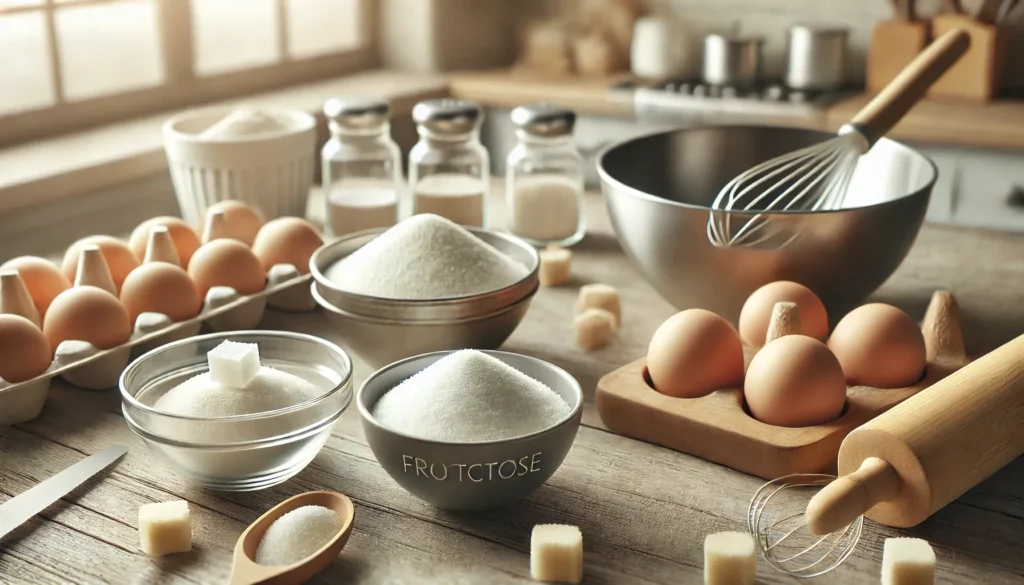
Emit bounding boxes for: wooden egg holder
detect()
[596,291,969,480]
[0,228,317,427]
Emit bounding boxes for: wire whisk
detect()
[708,28,971,249]
[747,474,863,579]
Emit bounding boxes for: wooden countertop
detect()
[450,69,1024,151]
[2,182,1024,583]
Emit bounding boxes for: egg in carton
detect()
[0,215,322,425]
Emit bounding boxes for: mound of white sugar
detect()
[324,214,528,299]
[255,505,342,566]
[154,367,319,417]
[372,350,570,442]
[200,108,290,139]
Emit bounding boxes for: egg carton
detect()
[0,264,315,426]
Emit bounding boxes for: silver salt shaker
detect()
[322,98,403,236]
[409,99,490,227]
[506,103,585,247]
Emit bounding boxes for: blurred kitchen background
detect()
[1,0,1023,254]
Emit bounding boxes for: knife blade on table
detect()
[0,445,128,539]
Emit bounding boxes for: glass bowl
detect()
[120,331,352,491]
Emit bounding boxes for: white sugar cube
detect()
[139,500,191,557]
[531,524,583,583]
[574,308,615,350]
[208,341,260,388]
[704,532,755,585]
[539,247,572,287]
[882,538,935,585]
[577,283,620,328]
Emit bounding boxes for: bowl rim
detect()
[118,330,353,422]
[310,282,539,324]
[309,225,540,305]
[596,124,938,215]
[357,349,584,446]
[162,105,317,143]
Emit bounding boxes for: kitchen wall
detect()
[496,0,1024,90]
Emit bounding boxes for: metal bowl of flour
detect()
[357,350,583,511]
[310,226,539,321]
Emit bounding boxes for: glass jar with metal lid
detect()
[505,103,585,247]
[321,97,403,237]
[408,99,489,227]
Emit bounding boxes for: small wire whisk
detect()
[747,474,863,579]
[708,28,971,249]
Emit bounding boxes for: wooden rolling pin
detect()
[807,331,1024,534]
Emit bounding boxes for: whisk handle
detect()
[847,28,970,147]
[805,457,899,536]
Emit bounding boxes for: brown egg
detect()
[251,217,323,274]
[128,217,201,266]
[740,281,829,346]
[647,309,745,398]
[0,256,70,316]
[828,303,927,388]
[61,236,139,292]
[187,239,266,299]
[744,335,846,427]
[120,263,202,325]
[43,286,132,354]
[0,314,51,383]
[202,200,264,246]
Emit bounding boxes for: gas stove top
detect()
[617,78,857,123]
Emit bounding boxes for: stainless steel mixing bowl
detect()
[597,125,937,323]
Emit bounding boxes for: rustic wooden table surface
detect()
[2,187,1024,584]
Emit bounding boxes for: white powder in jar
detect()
[510,175,582,242]
[372,350,571,442]
[413,173,486,227]
[255,505,342,566]
[324,214,527,299]
[327,177,399,236]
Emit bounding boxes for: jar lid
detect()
[324,98,390,132]
[412,99,482,135]
[511,103,576,137]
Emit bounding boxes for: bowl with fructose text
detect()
[357,350,583,511]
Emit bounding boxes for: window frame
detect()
[0,0,379,147]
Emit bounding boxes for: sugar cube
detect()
[531,524,583,583]
[139,500,192,557]
[882,537,935,585]
[704,531,756,585]
[577,284,620,328]
[539,247,572,287]
[208,340,260,388]
[574,308,615,350]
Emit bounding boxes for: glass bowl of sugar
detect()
[120,331,352,491]
[357,349,583,510]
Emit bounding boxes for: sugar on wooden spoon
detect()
[229,491,354,585]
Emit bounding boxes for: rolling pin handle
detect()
[806,457,900,535]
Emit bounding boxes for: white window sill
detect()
[0,70,448,216]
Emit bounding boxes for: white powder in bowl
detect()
[255,505,342,566]
[324,214,528,299]
[199,108,290,139]
[372,350,571,442]
[154,366,319,418]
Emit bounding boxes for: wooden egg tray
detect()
[596,291,969,480]
[0,266,315,427]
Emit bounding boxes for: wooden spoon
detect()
[229,491,355,585]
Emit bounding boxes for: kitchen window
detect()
[0,0,377,147]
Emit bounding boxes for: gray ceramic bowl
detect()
[310,226,539,321]
[357,350,583,510]
[598,125,936,324]
[311,284,537,368]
